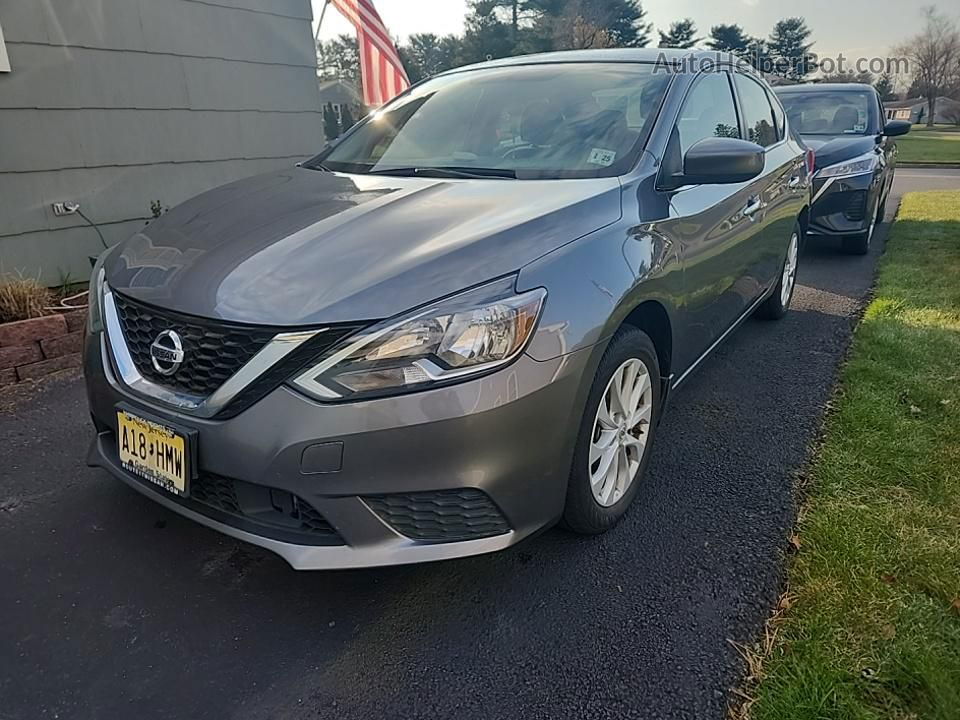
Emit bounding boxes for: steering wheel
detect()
[500,144,538,160]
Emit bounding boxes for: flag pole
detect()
[314,0,331,44]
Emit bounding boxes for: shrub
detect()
[0,273,54,324]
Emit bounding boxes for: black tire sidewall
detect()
[563,328,661,534]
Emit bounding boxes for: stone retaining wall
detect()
[0,312,85,387]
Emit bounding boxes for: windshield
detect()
[777,91,872,136]
[313,63,671,179]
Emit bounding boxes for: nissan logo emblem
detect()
[150,330,185,376]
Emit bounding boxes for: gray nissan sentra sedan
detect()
[84,49,811,569]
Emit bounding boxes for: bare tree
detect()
[896,6,960,127]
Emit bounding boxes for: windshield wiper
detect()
[367,166,517,179]
[300,160,332,172]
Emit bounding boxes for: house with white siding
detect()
[0,0,325,285]
[884,96,960,125]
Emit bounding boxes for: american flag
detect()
[329,0,410,107]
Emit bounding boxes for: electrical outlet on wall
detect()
[52,202,80,217]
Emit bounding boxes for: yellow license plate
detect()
[117,410,189,496]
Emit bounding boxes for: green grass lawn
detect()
[750,191,960,720]
[896,126,960,164]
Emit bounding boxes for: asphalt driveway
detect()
[2,169,956,720]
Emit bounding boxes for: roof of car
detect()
[447,47,749,73]
[775,83,876,94]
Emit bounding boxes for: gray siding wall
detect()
[0,0,323,284]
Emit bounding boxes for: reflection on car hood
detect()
[105,168,622,325]
[799,134,878,171]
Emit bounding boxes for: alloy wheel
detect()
[589,358,653,507]
[780,232,799,307]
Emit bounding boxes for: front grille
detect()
[365,489,510,542]
[112,293,365,417]
[114,293,276,397]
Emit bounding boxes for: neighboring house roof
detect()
[317,79,361,106]
[884,97,921,109]
[884,96,960,110]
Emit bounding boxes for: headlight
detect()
[291,278,546,401]
[87,252,110,334]
[817,152,879,178]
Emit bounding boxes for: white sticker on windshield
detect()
[853,123,866,133]
[588,148,617,166]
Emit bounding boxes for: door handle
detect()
[743,196,763,218]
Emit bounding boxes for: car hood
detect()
[799,134,878,171]
[105,168,622,325]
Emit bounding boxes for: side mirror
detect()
[883,120,911,137]
[670,137,765,187]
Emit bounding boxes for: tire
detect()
[562,327,661,535]
[756,222,801,321]
[876,189,888,224]
[841,198,879,255]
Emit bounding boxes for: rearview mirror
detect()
[673,137,765,187]
[883,120,911,137]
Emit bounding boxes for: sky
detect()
[311,0,949,72]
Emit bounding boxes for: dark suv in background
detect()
[776,83,910,254]
[85,49,811,569]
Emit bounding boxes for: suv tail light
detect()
[805,148,816,176]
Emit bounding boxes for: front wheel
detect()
[756,223,800,321]
[562,328,661,535]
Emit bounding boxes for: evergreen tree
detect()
[707,24,753,57]
[536,0,653,50]
[743,38,770,72]
[400,33,461,82]
[317,34,360,83]
[767,17,818,81]
[906,75,923,99]
[658,18,699,49]
[460,1,516,63]
[874,72,896,101]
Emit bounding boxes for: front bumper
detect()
[808,170,880,236]
[84,331,595,569]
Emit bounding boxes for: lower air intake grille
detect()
[843,191,868,221]
[364,489,510,542]
[189,473,342,544]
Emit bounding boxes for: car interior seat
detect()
[831,105,860,133]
